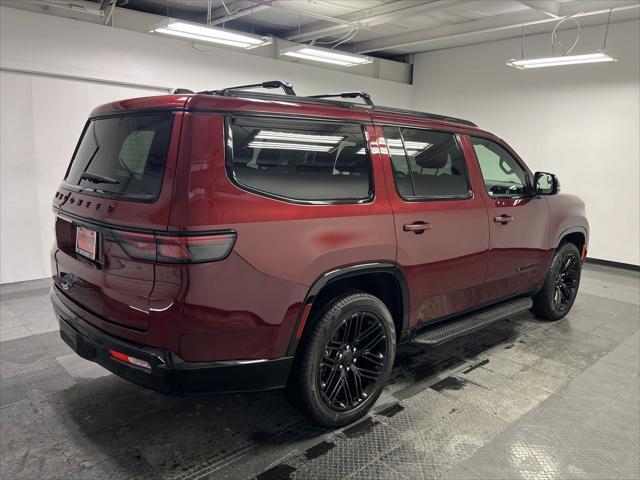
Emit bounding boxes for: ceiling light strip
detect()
[281,45,372,67]
[507,51,617,69]
[152,20,272,50]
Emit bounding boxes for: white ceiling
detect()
[4,0,640,59]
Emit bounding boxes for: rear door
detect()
[374,123,490,326]
[52,112,181,331]
[466,135,550,297]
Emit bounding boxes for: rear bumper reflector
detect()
[109,348,152,370]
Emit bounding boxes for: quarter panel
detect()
[169,115,397,285]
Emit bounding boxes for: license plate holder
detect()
[75,226,97,260]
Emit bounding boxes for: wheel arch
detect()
[286,263,409,357]
[556,226,587,255]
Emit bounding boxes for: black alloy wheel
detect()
[318,311,389,412]
[553,251,580,311]
[291,292,396,427]
[532,242,582,320]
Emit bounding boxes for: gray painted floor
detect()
[0,264,638,480]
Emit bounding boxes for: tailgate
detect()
[52,111,181,331]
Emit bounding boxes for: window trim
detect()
[224,115,375,206]
[62,112,175,204]
[380,124,473,203]
[469,135,535,200]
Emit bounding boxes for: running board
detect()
[412,297,533,346]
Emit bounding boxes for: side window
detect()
[471,137,531,198]
[382,127,413,198]
[228,117,372,202]
[383,126,470,199]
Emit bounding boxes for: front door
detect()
[375,124,490,327]
[466,135,551,298]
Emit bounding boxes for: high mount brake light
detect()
[115,231,236,263]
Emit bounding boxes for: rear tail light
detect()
[115,231,236,264]
[108,349,151,370]
[114,231,157,261]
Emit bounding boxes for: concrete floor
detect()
[0,264,638,480]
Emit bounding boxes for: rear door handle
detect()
[403,222,431,234]
[494,215,514,224]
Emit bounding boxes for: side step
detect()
[412,297,533,346]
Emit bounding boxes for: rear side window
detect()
[65,114,173,201]
[227,116,372,202]
[383,126,469,199]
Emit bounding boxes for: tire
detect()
[292,292,396,428]
[532,242,582,320]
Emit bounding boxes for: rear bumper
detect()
[50,286,293,394]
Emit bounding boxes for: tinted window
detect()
[66,114,172,200]
[383,127,469,199]
[471,137,530,197]
[228,117,371,202]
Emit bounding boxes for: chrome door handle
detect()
[494,215,514,224]
[403,222,431,234]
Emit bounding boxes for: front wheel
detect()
[293,292,396,428]
[532,242,582,320]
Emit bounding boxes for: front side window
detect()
[383,126,470,200]
[228,117,372,202]
[66,114,173,201]
[471,137,531,198]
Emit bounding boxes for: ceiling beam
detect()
[208,3,271,26]
[265,1,388,36]
[355,2,640,54]
[518,1,561,19]
[284,0,463,43]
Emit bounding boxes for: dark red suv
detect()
[50,81,588,427]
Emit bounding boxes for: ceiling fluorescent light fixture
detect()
[281,45,372,67]
[507,51,617,69]
[151,20,272,49]
[31,0,105,16]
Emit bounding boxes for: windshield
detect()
[65,114,173,200]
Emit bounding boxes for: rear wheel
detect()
[532,242,582,320]
[293,292,396,428]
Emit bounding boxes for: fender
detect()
[285,262,409,356]
[555,225,588,248]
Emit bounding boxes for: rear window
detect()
[227,116,372,203]
[65,114,173,201]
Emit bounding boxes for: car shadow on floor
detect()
[50,317,525,478]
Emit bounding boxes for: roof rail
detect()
[372,105,478,127]
[192,80,477,127]
[307,91,374,106]
[202,80,296,97]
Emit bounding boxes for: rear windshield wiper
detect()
[80,172,119,184]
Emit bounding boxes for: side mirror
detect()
[534,171,560,195]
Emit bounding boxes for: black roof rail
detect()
[307,91,374,106]
[372,105,478,127]
[202,80,296,96]
[172,88,195,94]
[190,80,477,127]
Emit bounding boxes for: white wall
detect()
[0,6,413,284]
[412,20,640,266]
[2,7,638,284]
